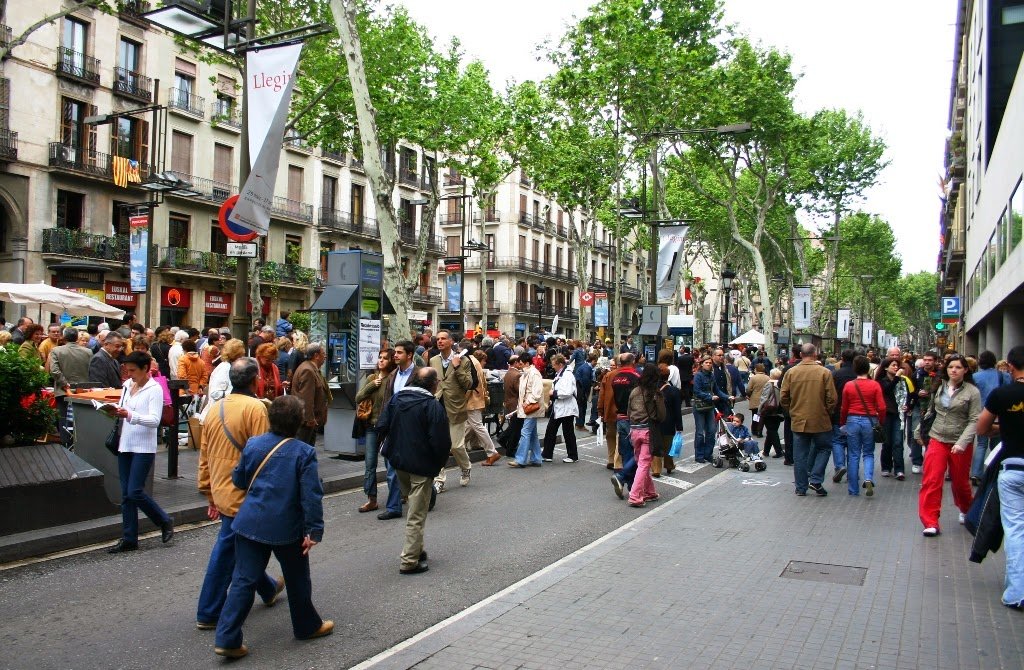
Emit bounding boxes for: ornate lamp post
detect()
[719,266,736,345]
[536,282,547,335]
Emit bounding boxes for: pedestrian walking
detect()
[759,369,785,458]
[652,364,683,477]
[971,350,1011,484]
[839,355,886,497]
[745,363,770,438]
[875,357,909,480]
[292,343,329,446]
[213,395,331,658]
[830,349,857,482]
[909,350,940,473]
[107,351,174,553]
[428,331,474,491]
[598,358,620,468]
[463,347,502,465]
[542,354,579,463]
[626,364,666,508]
[376,367,452,574]
[510,354,545,468]
[355,349,396,514]
[573,352,594,429]
[780,343,838,497]
[916,354,981,537]
[499,355,525,459]
[975,345,1024,610]
[609,353,642,498]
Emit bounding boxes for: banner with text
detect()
[594,291,609,327]
[129,213,148,293]
[229,44,303,236]
[862,321,873,347]
[792,285,812,330]
[656,224,689,302]
[836,309,851,340]
[444,258,463,313]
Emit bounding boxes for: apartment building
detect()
[939,0,1024,355]
[0,1,444,329]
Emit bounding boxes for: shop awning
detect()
[667,314,694,335]
[637,321,662,336]
[309,285,357,311]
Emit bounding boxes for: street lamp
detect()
[462,239,490,334]
[536,282,547,335]
[720,266,736,345]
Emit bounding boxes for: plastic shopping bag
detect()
[668,432,683,459]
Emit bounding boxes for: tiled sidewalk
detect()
[356,467,1023,670]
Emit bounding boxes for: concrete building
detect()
[940,0,1024,356]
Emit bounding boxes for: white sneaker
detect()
[562,457,576,463]
[922,527,938,537]
[959,512,966,525]
[459,469,470,487]
[911,465,921,474]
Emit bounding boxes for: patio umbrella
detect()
[0,282,126,319]
[729,328,765,346]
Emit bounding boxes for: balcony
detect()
[164,172,235,203]
[48,142,152,182]
[514,300,556,317]
[439,213,464,226]
[398,227,445,254]
[56,48,101,86]
[398,169,419,188]
[350,155,364,171]
[410,286,442,304]
[258,261,317,287]
[270,196,313,223]
[467,301,502,313]
[0,129,17,161]
[284,134,312,153]
[556,222,569,239]
[157,246,235,277]
[118,0,152,26]
[473,210,502,223]
[169,87,205,118]
[211,105,241,130]
[113,67,152,102]
[594,240,615,257]
[445,173,465,187]
[321,147,346,164]
[421,173,435,191]
[317,207,376,237]
[463,255,573,281]
[42,228,128,263]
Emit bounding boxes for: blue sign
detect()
[128,213,149,293]
[594,292,609,327]
[444,258,462,312]
[941,296,961,316]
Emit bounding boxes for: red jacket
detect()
[840,378,886,426]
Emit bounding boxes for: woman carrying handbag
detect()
[840,356,886,497]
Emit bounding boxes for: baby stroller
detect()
[711,411,766,472]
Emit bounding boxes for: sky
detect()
[402,0,957,276]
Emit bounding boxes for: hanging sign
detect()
[836,309,851,340]
[656,225,689,302]
[862,321,873,347]
[444,258,463,312]
[129,213,149,293]
[594,291,609,327]
[579,290,595,307]
[792,286,812,330]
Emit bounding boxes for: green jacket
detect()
[429,352,473,424]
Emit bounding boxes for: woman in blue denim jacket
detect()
[692,356,731,463]
[214,395,331,659]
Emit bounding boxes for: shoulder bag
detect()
[852,380,885,443]
[220,400,246,452]
[104,388,127,456]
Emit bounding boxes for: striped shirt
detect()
[117,377,164,454]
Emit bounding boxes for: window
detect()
[1003,4,1024,24]
[519,194,527,222]
[213,75,236,121]
[533,200,540,223]
[173,58,197,110]
[544,243,551,266]
[556,247,562,269]
[532,239,539,262]
[168,214,190,249]
[0,78,9,131]
[423,156,435,189]
[115,37,143,97]
[60,97,96,152]
[1011,179,1024,251]
[321,175,338,210]
[111,116,149,164]
[517,281,527,304]
[56,190,84,230]
[400,147,418,184]
[213,143,233,194]
[210,222,227,255]
[519,235,526,258]
[111,201,131,236]
[351,184,364,224]
[998,208,1010,266]
[171,130,192,175]
[287,165,303,202]
[484,279,494,303]
[568,249,574,272]
[285,235,302,265]
[447,236,460,257]
[62,18,87,71]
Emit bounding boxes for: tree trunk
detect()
[330,0,411,339]
[572,211,593,338]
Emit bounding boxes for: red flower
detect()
[19,393,37,410]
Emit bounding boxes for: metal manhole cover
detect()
[780,561,867,586]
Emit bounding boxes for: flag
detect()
[112,156,129,188]
[127,159,141,184]
[793,286,812,329]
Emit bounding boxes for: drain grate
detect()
[780,561,867,586]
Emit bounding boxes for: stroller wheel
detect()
[712,457,723,468]
[740,462,750,472]
[755,461,767,471]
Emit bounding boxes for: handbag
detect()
[356,398,373,422]
[523,401,540,415]
[104,388,126,455]
[852,380,885,443]
[668,432,684,458]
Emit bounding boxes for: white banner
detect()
[230,44,303,236]
[862,321,873,346]
[877,329,887,347]
[656,225,689,302]
[246,43,303,168]
[836,309,851,340]
[793,286,812,330]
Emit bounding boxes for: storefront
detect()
[160,287,191,327]
[203,291,232,330]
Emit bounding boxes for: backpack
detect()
[758,382,781,415]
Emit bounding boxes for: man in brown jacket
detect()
[427,331,474,492]
[197,358,282,629]
[292,343,329,445]
[781,343,838,497]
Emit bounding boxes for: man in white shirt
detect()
[168,329,188,379]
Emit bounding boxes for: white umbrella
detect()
[0,282,126,319]
[729,328,765,346]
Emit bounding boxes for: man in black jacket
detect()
[830,349,857,483]
[676,346,694,407]
[376,367,451,575]
[88,331,124,388]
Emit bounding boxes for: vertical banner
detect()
[129,213,148,293]
[229,44,303,236]
[551,314,559,335]
[594,292,609,327]
[444,258,463,312]
[656,225,689,302]
[836,309,851,340]
[877,329,887,347]
[792,286,812,330]
[862,321,873,346]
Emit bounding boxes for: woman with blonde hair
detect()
[206,338,247,402]
[287,330,309,383]
[0,330,12,347]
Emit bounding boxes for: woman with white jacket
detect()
[541,354,579,463]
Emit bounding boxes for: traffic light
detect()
[935,322,946,331]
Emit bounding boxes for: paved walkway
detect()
[356,466,1023,670]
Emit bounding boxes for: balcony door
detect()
[62,18,87,71]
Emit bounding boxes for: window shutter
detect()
[175,58,197,77]
[86,104,97,166]
[136,119,149,167]
[213,143,233,184]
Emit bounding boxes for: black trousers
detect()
[542,415,578,460]
[680,381,693,407]
[783,415,794,463]
[763,416,784,456]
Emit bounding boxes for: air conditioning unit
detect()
[57,145,77,162]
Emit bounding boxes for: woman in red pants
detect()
[916,354,982,537]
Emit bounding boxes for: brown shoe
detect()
[214,645,248,658]
[303,620,334,640]
[482,453,502,466]
[358,499,378,513]
[264,576,285,606]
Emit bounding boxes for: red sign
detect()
[129,214,148,231]
[218,194,259,242]
[104,281,138,307]
[161,287,191,309]
[204,291,232,315]
[579,290,595,307]
[247,296,272,316]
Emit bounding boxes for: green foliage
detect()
[289,311,311,334]
[0,345,58,444]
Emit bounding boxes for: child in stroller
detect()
[712,411,767,472]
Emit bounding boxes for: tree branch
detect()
[1,0,111,62]
[284,76,344,134]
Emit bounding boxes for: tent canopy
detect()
[729,328,765,346]
[0,282,126,319]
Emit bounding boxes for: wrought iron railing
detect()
[466,301,502,313]
[284,134,311,152]
[258,261,317,286]
[321,147,346,163]
[165,171,235,203]
[439,213,464,226]
[113,67,152,101]
[210,104,241,129]
[270,196,313,222]
[350,155,364,170]
[317,207,375,237]
[157,246,235,276]
[410,286,443,304]
[42,228,128,262]
[514,301,556,317]
[48,142,151,181]
[473,210,501,223]
[56,48,100,85]
[169,87,205,117]
[0,129,17,161]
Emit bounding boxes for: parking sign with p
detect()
[941,296,960,316]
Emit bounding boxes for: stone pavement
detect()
[355,466,1024,670]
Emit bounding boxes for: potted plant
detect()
[0,344,59,445]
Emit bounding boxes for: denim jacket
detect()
[693,369,729,405]
[231,432,324,544]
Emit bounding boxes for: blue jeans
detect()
[383,458,402,514]
[831,425,847,471]
[792,430,832,493]
[588,391,600,425]
[998,465,1024,607]
[514,418,542,465]
[844,417,875,495]
[197,515,280,624]
[972,434,1001,479]
[907,405,923,466]
[692,409,716,462]
[615,418,636,486]
[363,429,379,499]
[117,452,170,543]
[215,535,323,649]
[576,386,591,426]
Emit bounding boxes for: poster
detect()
[862,321,873,347]
[129,213,148,293]
[656,224,689,302]
[792,285,812,330]
[358,318,381,370]
[594,291,608,327]
[836,309,851,340]
[444,258,463,312]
